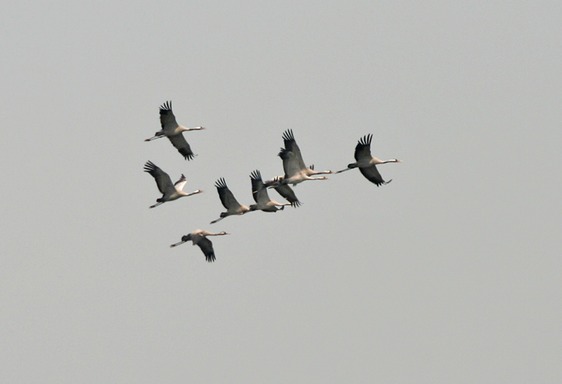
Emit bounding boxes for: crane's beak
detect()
[170,241,186,248]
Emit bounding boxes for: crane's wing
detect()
[159,101,178,131]
[274,184,301,207]
[174,174,187,192]
[215,178,243,210]
[196,236,216,262]
[168,134,195,160]
[282,129,306,169]
[359,164,389,186]
[144,161,174,194]
[250,170,271,204]
[278,147,303,179]
[354,134,373,163]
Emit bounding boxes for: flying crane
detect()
[144,100,205,160]
[170,229,229,262]
[143,161,202,208]
[336,134,400,186]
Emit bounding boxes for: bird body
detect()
[210,178,252,224]
[170,229,229,262]
[249,170,291,212]
[144,160,202,208]
[145,100,205,160]
[336,134,400,186]
[277,129,332,186]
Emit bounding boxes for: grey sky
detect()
[1,1,561,383]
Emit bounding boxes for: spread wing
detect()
[359,165,388,186]
[215,178,243,210]
[281,129,306,170]
[168,134,195,160]
[278,148,302,178]
[159,101,178,131]
[250,170,271,204]
[354,134,373,163]
[274,184,301,207]
[144,161,174,194]
[196,236,216,262]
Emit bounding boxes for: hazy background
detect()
[1,1,560,383]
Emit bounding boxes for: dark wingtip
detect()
[160,100,172,112]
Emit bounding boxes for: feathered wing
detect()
[282,129,306,169]
[359,164,388,186]
[274,184,301,207]
[215,178,243,210]
[196,236,216,262]
[278,148,303,179]
[159,101,178,131]
[143,161,174,194]
[354,134,373,163]
[250,170,271,205]
[168,134,195,160]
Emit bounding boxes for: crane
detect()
[144,100,205,160]
[143,160,202,208]
[249,170,291,212]
[276,129,332,186]
[170,229,229,262]
[210,178,252,224]
[336,134,400,186]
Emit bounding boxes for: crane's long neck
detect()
[372,157,400,165]
[180,125,205,132]
[182,189,203,197]
[207,231,229,236]
[310,169,332,175]
[305,175,329,181]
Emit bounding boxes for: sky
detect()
[1,1,561,383]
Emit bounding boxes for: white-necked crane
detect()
[144,100,205,160]
[276,129,332,186]
[170,229,229,263]
[249,170,291,212]
[144,160,202,208]
[336,134,400,186]
[210,178,252,224]
[263,176,301,207]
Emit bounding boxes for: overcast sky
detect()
[1,1,561,383]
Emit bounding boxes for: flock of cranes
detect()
[144,101,400,262]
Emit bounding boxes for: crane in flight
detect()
[275,129,332,186]
[210,178,253,224]
[144,100,205,160]
[336,134,400,186]
[170,229,229,263]
[143,160,202,208]
[249,170,292,212]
